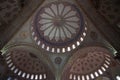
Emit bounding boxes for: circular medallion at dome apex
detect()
[31,1,87,53]
[62,47,112,80]
[5,49,55,80]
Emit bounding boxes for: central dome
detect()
[31,2,87,53]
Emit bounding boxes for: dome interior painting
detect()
[62,47,113,80]
[90,0,120,24]
[0,0,120,80]
[31,1,87,53]
[5,47,55,80]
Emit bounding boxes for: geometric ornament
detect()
[62,47,112,80]
[5,48,55,80]
[31,1,87,53]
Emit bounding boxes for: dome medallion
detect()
[31,2,87,53]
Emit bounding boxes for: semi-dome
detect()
[31,1,87,53]
[5,48,55,80]
[62,47,112,80]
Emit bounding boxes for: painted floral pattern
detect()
[39,3,80,41]
[31,2,87,53]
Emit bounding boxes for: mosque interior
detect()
[0,0,120,80]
